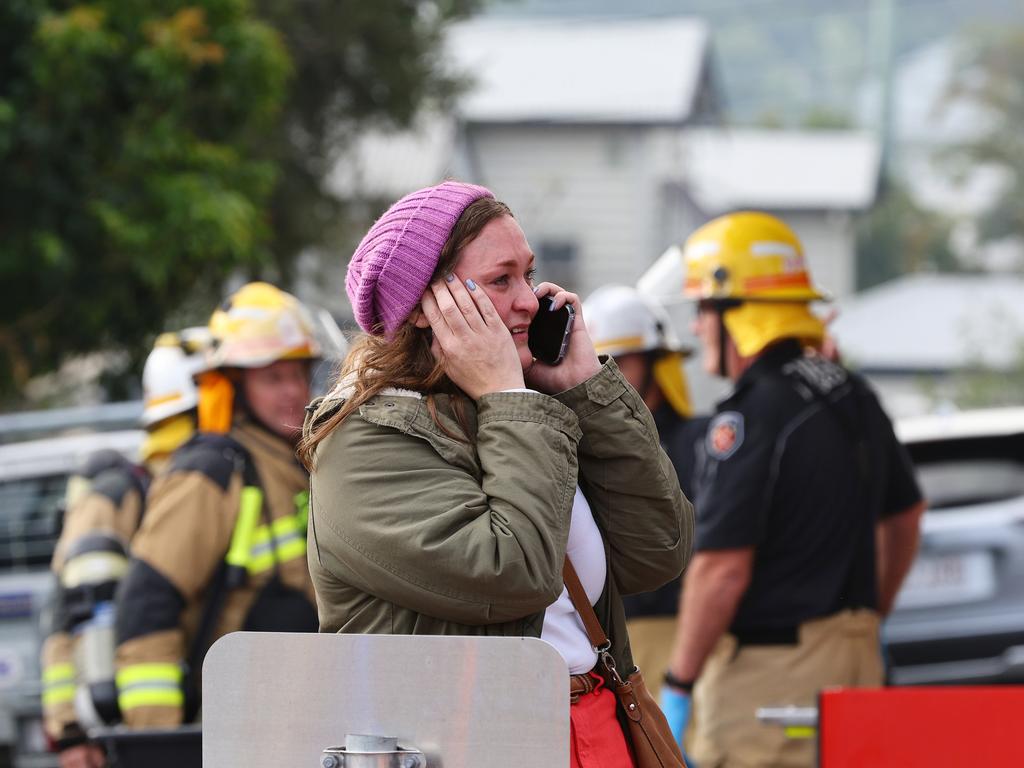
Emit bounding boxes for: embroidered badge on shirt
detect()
[707,411,744,460]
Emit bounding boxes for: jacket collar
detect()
[721,338,803,406]
[233,415,302,468]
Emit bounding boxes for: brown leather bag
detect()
[563,560,687,768]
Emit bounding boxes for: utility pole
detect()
[868,0,897,178]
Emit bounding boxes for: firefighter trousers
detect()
[689,608,883,768]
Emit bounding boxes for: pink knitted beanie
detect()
[346,180,494,336]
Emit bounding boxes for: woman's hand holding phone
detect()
[526,283,601,394]
[419,274,525,399]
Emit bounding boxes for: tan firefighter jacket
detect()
[113,418,315,728]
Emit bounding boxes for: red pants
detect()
[570,672,635,768]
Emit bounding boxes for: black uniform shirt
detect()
[623,404,709,619]
[693,339,922,632]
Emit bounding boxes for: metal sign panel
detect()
[203,633,569,768]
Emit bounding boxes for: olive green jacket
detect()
[303,360,693,675]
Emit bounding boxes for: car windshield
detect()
[908,433,1024,509]
[0,474,66,569]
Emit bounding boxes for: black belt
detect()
[732,626,799,646]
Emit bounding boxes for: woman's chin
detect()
[517,347,534,372]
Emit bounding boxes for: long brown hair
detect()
[297,196,513,470]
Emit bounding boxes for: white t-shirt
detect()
[540,487,607,674]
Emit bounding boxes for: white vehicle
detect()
[0,426,142,767]
[884,407,1024,685]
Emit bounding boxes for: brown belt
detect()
[569,673,597,704]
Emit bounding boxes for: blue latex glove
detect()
[660,684,692,746]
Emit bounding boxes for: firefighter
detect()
[113,282,320,730]
[663,212,926,767]
[40,330,208,768]
[582,285,708,692]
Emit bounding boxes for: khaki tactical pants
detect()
[689,609,883,768]
[625,616,677,704]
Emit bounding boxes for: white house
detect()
[313,16,881,343]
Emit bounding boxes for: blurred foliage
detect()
[799,106,854,130]
[0,0,478,400]
[855,178,961,290]
[948,303,1024,409]
[920,335,1024,412]
[250,0,480,279]
[0,0,288,398]
[942,22,1024,248]
[950,364,1024,410]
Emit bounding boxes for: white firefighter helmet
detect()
[140,328,211,427]
[636,245,686,306]
[583,285,693,418]
[583,285,685,358]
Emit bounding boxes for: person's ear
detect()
[409,307,430,329]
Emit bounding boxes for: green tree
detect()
[943,23,1024,247]
[0,1,480,400]
[0,0,289,396]
[855,178,960,290]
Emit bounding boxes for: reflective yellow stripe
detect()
[275,536,306,563]
[42,662,77,706]
[116,663,184,712]
[246,516,306,575]
[42,684,76,707]
[119,688,185,710]
[116,663,182,687]
[784,726,817,740]
[593,335,646,354]
[226,486,263,569]
[294,490,309,531]
[144,392,183,408]
[42,663,75,685]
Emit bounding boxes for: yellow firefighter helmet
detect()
[682,212,828,358]
[207,282,321,370]
[198,283,321,433]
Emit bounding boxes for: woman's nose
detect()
[514,282,540,316]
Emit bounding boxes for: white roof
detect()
[447,17,709,123]
[684,128,881,211]
[832,273,1024,371]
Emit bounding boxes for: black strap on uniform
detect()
[785,360,871,608]
[705,298,741,378]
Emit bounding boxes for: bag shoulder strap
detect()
[562,558,609,650]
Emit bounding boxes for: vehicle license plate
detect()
[894,551,996,610]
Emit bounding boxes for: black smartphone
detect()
[528,296,575,365]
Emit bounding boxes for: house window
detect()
[536,240,578,289]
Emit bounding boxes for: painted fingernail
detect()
[548,301,556,311]
[466,279,477,291]
[533,286,540,293]
[445,273,454,283]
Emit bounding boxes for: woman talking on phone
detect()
[298,181,693,767]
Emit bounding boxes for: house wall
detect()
[459,123,687,299]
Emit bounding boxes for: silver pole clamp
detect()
[321,734,427,768]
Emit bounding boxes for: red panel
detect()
[819,687,1024,768]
